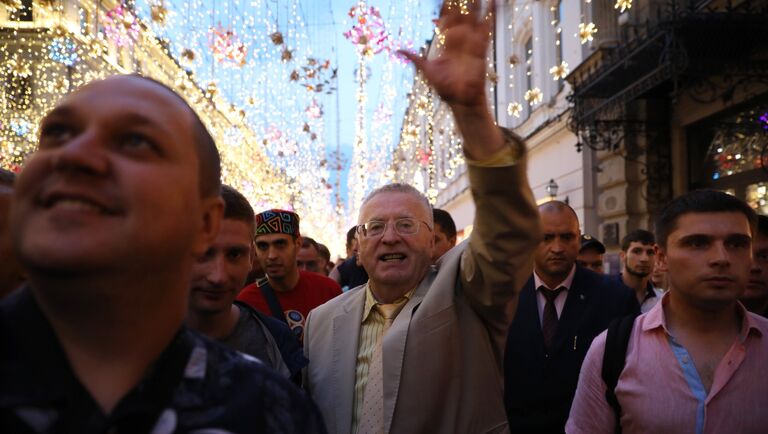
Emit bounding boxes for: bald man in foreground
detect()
[504,201,638,433]
[0,75,325,433]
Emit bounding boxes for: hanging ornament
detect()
[270,31,284,45]
[305,99,323,119]
[281,48,293,62]
[150,1,169,25]
[180,48,197,67]
[487,70,499,84]
[509,55,520,67]
[578,22,598,44]
[614,0,632,12]
[549,61,569,80]
[48,37,79,66]
[415,148,432,167]
[295,58,337,94]
[344,5,390,58]
[507,102,523,118]
[209,25,248,67]
[103,4,140,47]
[524,88,543,105]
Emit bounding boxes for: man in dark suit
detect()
[504,201,639,433]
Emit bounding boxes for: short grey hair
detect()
[359,183,433,225]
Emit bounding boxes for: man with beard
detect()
[613,229,662,313]
[504,201,638,434]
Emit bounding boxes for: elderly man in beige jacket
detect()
[303,1,540,433]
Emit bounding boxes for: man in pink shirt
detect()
[567,189,768,434]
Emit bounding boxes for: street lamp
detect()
[545,178,559,200]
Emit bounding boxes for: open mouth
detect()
[41,191,115,215]
[379,253,406,262]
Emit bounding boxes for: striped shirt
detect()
[351,284,413,433]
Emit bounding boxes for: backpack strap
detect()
[257,277,288,325]
[601,314,637,434]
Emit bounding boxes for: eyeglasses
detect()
[357,218,432,238]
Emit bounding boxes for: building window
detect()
[689,100,768,212]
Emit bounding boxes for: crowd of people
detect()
[1,1,767,433]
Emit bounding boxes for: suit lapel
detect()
[551,268,591,354]
[333,288,365,434]
[381,269,434,434]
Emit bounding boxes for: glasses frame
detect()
[356,217,433,238]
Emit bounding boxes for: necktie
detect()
[541,286,565,352]
[357,302,403,434]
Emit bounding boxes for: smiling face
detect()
[658,212,752,310]
[189,219,253,315]
[357,191,434,296]
[11,76,222,279]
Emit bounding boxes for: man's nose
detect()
[50,128,109,177]
[207,256,227,284]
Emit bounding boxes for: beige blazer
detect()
[304,153,539,434]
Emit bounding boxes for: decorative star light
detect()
[48,38,79,66]
[614,0,632,12]
[507,102,523,118]
[103,4,140,47]
[760,112,768,130]
[524,88,543,105]
[578,22,598,44]
[344,5,390,58]
[180,48,197,67]
[549,61,569,80]
[209,25,248,67]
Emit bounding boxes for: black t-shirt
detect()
[0,287,327,434]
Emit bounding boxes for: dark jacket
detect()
[504,266,639,434]
[234,301,308,385]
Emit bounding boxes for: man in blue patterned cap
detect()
[238,208,341,342]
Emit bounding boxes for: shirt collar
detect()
[361,283,415,324]
[533,264,577,292]
[642,292,763,341]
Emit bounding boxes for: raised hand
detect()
[399,0,495,111]
[400,0,505,160]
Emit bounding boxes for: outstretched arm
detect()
[402,0,539,357]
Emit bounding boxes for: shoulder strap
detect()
[257,277,288,325]
[601,314,637,434]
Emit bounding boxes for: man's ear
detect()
[193,196,224,256]
[619,250,626,265]
[654,244,668,272]
[449,235,457,247]
[295,235,303,250]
